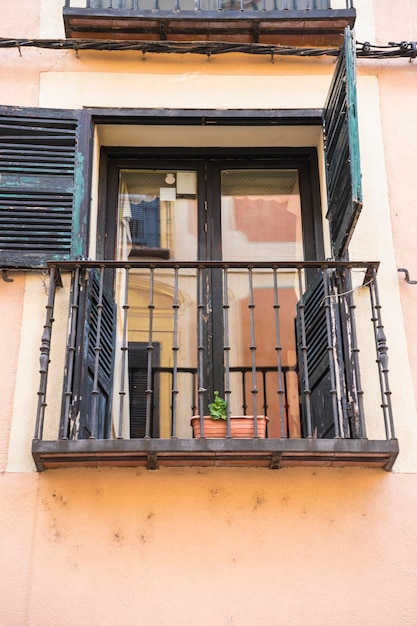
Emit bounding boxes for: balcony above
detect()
[63,1,356,47]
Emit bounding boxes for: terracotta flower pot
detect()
[191,415,268,439]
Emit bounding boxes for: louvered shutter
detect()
[0,107,89,267]
[128,342,160,438]
[296,269,363,440]
[67,268,116,440]
[296,29,363,438]
[323,27,362,259]
[296,271,346,438]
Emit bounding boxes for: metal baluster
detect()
[60,266,81,440]
[283,369,290,437]
[369,267,395,440]
[273,267,286,437]
[262,369,268,416]
[35,265,57,441]
[223,266,232,437]
[145,266,155,438]
[132,0,138,9]
[248,266,259,436]
[117,265,130,439]
[343,267,366,438]
[85,0,91,7]
[89,265,106,439]
[322,268,341,438]
[306,0,311,10]
[171,266,180,438]
[297,266,313,438]
[192,370,198,415]
[241,370,247,414]
[197,265,206,435]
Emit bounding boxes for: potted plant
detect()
[191,391,268,439]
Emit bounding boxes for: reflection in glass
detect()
[117,169,197,261]
[221,169,302,262]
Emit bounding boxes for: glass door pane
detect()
[116,169,199,438]
[220,169,302,437]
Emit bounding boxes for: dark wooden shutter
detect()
[130,198,160,248]
[296,269,363,440]
[323,27,362,259]
[69,269,116,440]
[128,342,160,438]
[297,271,341,438]
[0,106,89,267]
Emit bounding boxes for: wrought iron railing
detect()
[64,1,354,11]
[34,259,394,446]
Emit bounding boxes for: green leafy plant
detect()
[208,391,227,421]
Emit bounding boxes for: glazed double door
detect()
[112,156,314,437]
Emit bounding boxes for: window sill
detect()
[32,437,399,471]
[128,246,170,259]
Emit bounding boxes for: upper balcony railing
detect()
[63,0,356,46]
[32,259,398,472]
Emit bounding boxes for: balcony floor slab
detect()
[32,437,399,471]
[63,8,356,47]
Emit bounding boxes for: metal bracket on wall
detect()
[1,267,63,287]
[398,268,417,284]
[2,269,13,283]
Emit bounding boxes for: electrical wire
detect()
[0,37,416,58]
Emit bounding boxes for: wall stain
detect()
[253,492,266,510]
[52,491,67,506]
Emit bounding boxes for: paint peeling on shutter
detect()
[323,27,362,259]
[0,106,87,267]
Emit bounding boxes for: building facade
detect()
[1,1,417,624]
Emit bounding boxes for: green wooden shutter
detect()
[323,27,362,259]
[0,106,89,267]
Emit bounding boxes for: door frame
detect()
[99,147,325,410]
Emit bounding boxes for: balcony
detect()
[63,1,356,47]
[32,259,398,471]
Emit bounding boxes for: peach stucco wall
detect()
[2,1,417,625]
[0,276,25,472]
[370,0,417,415]
[1,467,417,626]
